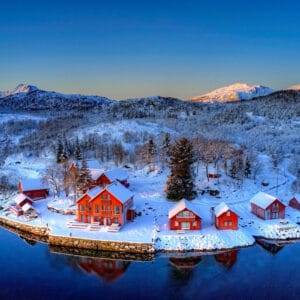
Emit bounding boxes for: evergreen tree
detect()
[74,138,82,161]
[244,156,251,178]
[165,137,196,200]
[56,139,64,163]
[78,159,92,192]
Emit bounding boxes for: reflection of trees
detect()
[169,256,202,283]
[214,250,238,269]
[78,257,131,283]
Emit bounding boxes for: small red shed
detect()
[169,199,201,231]
[9,193,34,216]
[213,202,239,230]
[250,192,285,220]
[97,169,129,188]
[289,197,300,211]
[18,179,49,200]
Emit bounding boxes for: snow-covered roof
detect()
[168,199,201,219]
[105,181,133,203]
[90,168,105,180]
[250,192,282,209]
[104,168,128,181]
[86,186,103,198]
[86,160,102,170]
[14,193,32,205]
[214,202,230,217]
[21,178,48,191]
[21,203,35,212]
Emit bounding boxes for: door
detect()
[87,215,91,223]
[181,222,190,230]
[265,209,271,220]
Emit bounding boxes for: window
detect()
[175,221,179,226]
[273,202,279,208]
[226,211,231,216]
[95,205,99,213]
[80,205,84,212]
[228,221,232,226]
[113,218,118,224]
[114,206,120,214]
[192,221,197,226]
[223,221,228,226]
[178,210,193,218]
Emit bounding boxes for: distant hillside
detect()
[187,83,274,103]
[0,84,114,110]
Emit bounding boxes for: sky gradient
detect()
[1,0,300,99]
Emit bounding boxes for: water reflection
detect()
[78,257,131,282]
[256,239,284,254]
[214,250,238,268]
[168,256,202,283]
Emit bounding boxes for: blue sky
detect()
[1,0,300,99]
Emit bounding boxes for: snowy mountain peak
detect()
[0,83,39,98]
[187,83,274,103]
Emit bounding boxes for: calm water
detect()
[1,227,300,300]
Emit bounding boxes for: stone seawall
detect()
[0,216,155,255]
[0,216,49,237]
[49,235,155,254]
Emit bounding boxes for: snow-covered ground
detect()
[1,153,300,252]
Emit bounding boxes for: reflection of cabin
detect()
[78,257,130,282]
[77,181,134,226]
[289,197,300,211]
[97,169,129,188]
[18,179,49,200]
[256,239,284,254]
[9,193,37,217]
[250,192,285,220]
[169,256,202,269]
[213,202,239,230]
[169,199,201,231]
[215,250,238,268]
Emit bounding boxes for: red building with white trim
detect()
[77,181,134,226]
[97,169,129,188]
[213,202,239,230]
[169,199,201,231]
[250,192,285,220]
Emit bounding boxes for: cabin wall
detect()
[251,200,285,220]
[23,189,48,200]
[170,209,201,230]
[215,210,239,230]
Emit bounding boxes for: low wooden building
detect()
[250,192,285,220]
[213,202,239,230]
[18,179,49,200]
[169,199,201,231]
[289,196,300,211]
[9,193,34,216]
[97,168,129,188]
[77,181,134,226]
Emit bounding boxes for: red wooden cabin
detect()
[9,193,33,216]
[250,192,285,220]
[289,197,300,211]
[78,257,130,282]
[97,168,129,188]
[213,202,239,230]
[77,181,134,226]
[169,199,201,231]
[18,179,49,200]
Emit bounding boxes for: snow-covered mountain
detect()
[0,84,38,98]
[288,84,300,91]
[0,84,115,110]
[187,83,275,103]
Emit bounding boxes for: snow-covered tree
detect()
[78,159,92,192]
[165,137,196,200]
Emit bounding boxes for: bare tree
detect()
[42,163,63,197]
